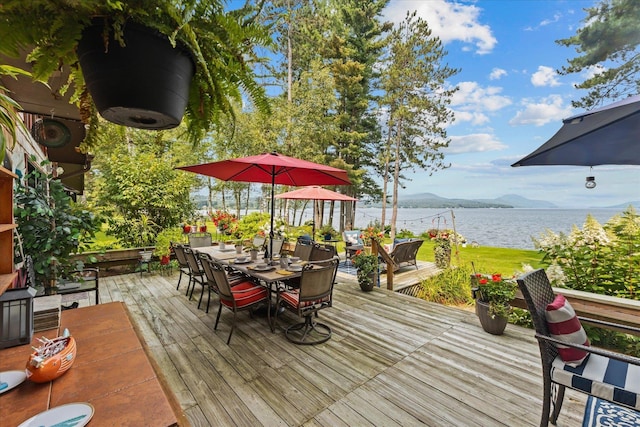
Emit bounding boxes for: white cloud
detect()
[449,81,512,125]
[509,95,573,127]
[446,133,507,154]
[384,0,497,54]
[531,66,561,87]
[540,13,562,27]
[489,68,507,80]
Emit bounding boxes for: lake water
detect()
[347,207,624,250]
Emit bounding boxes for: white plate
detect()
[287,265,303,272]
[0,370,26,394]
[18,402,94,427]
[253,265,274,272]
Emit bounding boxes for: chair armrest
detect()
[535,333,640,366]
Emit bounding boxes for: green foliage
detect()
[584,325,640,358]
[0,65,30,163]
[14,159,100,287]
[154,227,184,257]
[416,264,474,306]
[235,212,271,240]
[556,0,640,109]
[0,0,272,148]
[89,129,196,248]
[395,229,415,239]
[534,208,640,298]
[433,238,451,269]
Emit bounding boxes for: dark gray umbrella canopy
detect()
[512,95,640,167]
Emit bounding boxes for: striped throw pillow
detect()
[545,294,590,367]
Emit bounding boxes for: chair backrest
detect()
[252,235,266,249]
[188,232,212,248]
[198,252,218,292]
[293,242,313,261]
[343,230,362,246]
[298,258,339,305]
[173,243,189,268]
[516,268,556,340]
[267,238,284,257]
[309,243,334,262]
[184,247,203,274]
[391,239,423,263]
[207,260,234,300]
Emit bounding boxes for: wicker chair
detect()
[342,230,363,263]
[516,268,640,426]
[274,258,338,345]
[205,259,272,345]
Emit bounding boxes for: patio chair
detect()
[293,241,313,262]
[188,232,212,248]
[274,258,339,345]
[183,247,207,309]
[377,239,423,273]
[516,268,640,426]
[198,252,247,313]
[172,243,191,292]
[343,230,363,263]
[205,259,272,344]
[266,238,284,258]
[310,242,336,262]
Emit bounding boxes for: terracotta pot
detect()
[183,225,191,234]
[476,300,508,335]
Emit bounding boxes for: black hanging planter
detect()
[77,20,195,130]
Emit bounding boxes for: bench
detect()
[377,239,424,272]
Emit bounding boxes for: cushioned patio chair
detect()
[205,258,272,344]
[274,258,339,345]
[293,241,313,262]
[343,230,363,263]
[171,243,191,292]
[377,239,423,272]
[516,268,640,426]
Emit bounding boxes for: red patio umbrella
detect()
[177,152,351,260]
[275,186,357,237]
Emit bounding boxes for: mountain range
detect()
[391,193,557,208]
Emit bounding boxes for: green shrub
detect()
[416,265,474,307]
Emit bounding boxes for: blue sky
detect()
[383,0,640,207]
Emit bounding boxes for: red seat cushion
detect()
[221,281,268,309]
[281,289,330,309]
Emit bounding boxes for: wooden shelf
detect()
[0,164,16,297]
[0,272,18,296]
[0,223,17,233]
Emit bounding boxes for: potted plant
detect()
[318,224,337,241]
[353,250,379,292]
[154,227,183,265]
[471,272,517,335]
[0,1,271,149]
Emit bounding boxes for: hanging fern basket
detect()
[77,21,195,130]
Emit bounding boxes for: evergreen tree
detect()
[378,11,458,240]
[557,0,640,109]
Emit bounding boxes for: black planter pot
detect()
[359,272,376,292]
[77,21,195,130]
[476,300,508,335]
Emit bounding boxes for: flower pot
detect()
[139,250,153,262]
[199,225,207,233]
[183,225,191,234]
[359,273,376,292]
[160,255,170,265]
[219,242,226,251]
[235,245,243,254]
[476,300,508,335]
[77,21,195,130]
[250,249,258,261]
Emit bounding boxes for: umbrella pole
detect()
[269,171,275,263]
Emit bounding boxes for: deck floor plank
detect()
[96,269,586,426]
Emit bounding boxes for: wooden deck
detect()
[76,268,586,426]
